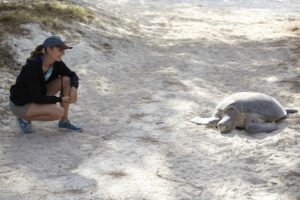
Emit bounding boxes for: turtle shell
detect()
[214,92,287,122]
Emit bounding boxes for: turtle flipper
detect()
[285,108,298,114]
[191,117,220,128]
[245,121,278,134]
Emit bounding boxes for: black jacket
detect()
[10,54,79,106]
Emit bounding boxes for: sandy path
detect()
[0,2,299,200]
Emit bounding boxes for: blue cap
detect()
[42,35,72,49]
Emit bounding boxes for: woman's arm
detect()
[26,63,62,104]
[58,61,79,89]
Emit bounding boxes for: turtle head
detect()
[206,117,221,128]
[217,107,238,133]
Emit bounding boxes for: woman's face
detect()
[47,46,65,61]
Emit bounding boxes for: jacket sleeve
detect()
[26,63,62,104]
[58,61,79,89]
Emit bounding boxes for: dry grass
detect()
[0,45,19,70]
[288,23,300,35]
[0,0,95,36]
[0,0,95,70]
[105,171,128,178]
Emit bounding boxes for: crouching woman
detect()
[9,35,82,134]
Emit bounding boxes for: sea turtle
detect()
[191,92,297,134]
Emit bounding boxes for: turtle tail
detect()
[285,108,298,114]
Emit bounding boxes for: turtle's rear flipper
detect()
[245,122,278,134]
[191,117,220,128]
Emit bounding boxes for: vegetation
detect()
[0,0,95,70]
[0,0,94,36]
[288,23,300,35]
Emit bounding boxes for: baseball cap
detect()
[42,35,72,49]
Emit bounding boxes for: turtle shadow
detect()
[220,122,288,140]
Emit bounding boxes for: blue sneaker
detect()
[58,120,82,132]
[17,118,34,134]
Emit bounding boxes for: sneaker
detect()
[17,118,34,134]
[58,120,82,132]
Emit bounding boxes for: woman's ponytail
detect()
[29,44,44,58]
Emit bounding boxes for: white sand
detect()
[0,1,299,200]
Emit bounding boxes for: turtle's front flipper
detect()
[190,117,220,128]
[245,121,278,134]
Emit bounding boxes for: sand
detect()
[0,1,299,200]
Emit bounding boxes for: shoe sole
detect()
[19,131,34,135]
[58,127,83,132]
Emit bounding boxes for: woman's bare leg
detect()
[25,103,64,121]
[22,76,71,122]
[46,76,71,122]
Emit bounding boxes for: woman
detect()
[9,35,82,134]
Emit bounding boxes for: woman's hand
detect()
[62,96,71,103]
[70,87,77,103]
